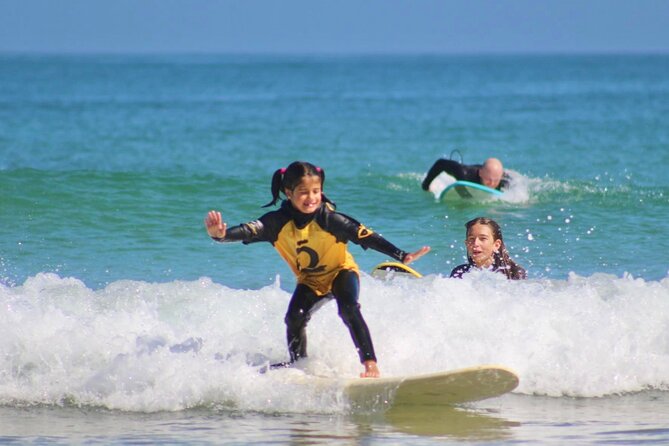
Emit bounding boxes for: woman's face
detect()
[285,175,322,214]
[465,223,502,268]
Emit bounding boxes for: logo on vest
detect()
[296,244,326,273]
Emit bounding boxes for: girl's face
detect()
[285,175,322,214]
[465,223,502,268]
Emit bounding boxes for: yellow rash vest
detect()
[212,201,408,295]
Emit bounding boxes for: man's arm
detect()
[421,159,466,190]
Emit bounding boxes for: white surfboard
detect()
[371,261,422,279]
[439,180,503,202]
[343,365,519,409]
[266,364,518,409]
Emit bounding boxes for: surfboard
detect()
[264,363,518,409]
[439,180,503,202]
[344,365,519,409]
[371,261,422,279]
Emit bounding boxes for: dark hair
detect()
[262,161,333,208]
[465,217,526,280]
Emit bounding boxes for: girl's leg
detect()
[331,269,376,364]
[284,284,329,362]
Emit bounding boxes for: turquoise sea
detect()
[1,53,668,444]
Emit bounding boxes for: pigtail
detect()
[262,168,286,208]
[321,194,336,209]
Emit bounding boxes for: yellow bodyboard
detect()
[371,261,422,279]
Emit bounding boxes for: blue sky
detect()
[1,0,668,54]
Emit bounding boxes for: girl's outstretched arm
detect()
[205,210,228,239]
[403,246,431,265]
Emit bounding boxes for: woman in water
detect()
[450,217,526,280]
[205,161,430,377]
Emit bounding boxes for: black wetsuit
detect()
[450,260,527,280]
[421,159,510,191]
[212,200,408,364]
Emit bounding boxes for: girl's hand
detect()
[205,210,227,239]
[403,246,430,264]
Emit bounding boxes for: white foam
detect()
[1,271,668,412]
[500,169,535,203]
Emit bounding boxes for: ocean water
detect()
[1,53,669,444]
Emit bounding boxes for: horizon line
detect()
[2,49,668,57]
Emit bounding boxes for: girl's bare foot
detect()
[360,360,380,378]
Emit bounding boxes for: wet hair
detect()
[465,217,526,280]
[262,161,334,208]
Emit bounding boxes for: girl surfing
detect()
[205,161,429,378]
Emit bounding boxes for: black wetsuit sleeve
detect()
[422,159,470,190]
[211,220,265,243]
[323,211,408,262]
[210,210,286,245]
[357,231,408,262]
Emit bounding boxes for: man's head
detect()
[479,158,504,189]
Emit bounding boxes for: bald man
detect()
[421,157,510,191]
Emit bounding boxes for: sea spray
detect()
[1,271,668,412]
